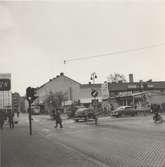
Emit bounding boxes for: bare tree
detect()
[107,73,126,83]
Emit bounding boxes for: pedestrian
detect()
[0,111,5,129]
[8,110,14,128]
[54,109,63,128]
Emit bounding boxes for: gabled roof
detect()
[38,74,81,90]
[63,75,81,85]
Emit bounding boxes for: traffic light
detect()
[26,87,38,103]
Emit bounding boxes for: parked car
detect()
[74,107,96,122]
[111,106,138,117]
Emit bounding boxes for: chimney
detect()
[129,74,134,83]
[60,72,64,76]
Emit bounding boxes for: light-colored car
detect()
[111,106,138,117]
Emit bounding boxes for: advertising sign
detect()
[0,79,11,91]
[101,82,109,99]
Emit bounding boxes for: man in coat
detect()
[54,108,63,128]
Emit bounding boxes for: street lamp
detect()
[90,72,97,85]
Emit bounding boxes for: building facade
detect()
[108,81,165,109]
[12,92,20,114]
[36,73,81,106]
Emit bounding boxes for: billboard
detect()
[0,73,12,109]
[0,79,11,90]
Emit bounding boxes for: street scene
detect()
[1,1,165,167]
[1,114,165,167]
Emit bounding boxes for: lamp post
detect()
[90,72,97,85]
[90,72,98,125]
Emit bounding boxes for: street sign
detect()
[91,89,98,97]
[0,79,11,90]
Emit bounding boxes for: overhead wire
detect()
[64,42,165,64]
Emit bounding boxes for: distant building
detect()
[12,92,20,114]
[19,96,26,113]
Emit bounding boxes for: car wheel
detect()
[75,119,79,122]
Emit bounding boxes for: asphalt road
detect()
[1,114,165,167]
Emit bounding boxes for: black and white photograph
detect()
[1,0,165,167]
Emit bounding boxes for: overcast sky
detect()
[0,0,165,95]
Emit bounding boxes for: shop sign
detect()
[0,79,11,90]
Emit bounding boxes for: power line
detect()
[64,42,165,64]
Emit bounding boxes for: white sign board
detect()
[101,82,109,99]
[0,73,12,109]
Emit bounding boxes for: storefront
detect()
[115,92,149,109]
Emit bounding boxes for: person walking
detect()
[54,108,63,128]
[8,110,14,128]
[0,111,5,129]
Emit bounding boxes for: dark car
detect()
[111,106,138,117]
[74,107,96,122]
